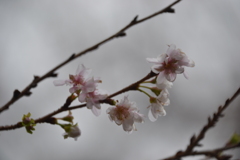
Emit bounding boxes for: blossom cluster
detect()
[53,44,194,140]
[53,65,108,116]
[146,44,195,121]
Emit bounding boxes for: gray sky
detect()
[0,0,239,160]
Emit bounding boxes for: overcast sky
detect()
[0,0,240,160]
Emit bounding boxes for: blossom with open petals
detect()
[79,89,108,116]
[147,44,195,84]
[156,77,173,90]
[53,65,101,99]
[148,89,170,122]
[107,96,144,133]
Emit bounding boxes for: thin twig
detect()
[0,71,156,131]
[163,87,240,160]
[185,142,240,160]
[0,0,181,114]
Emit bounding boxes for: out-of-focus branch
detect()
[0,0,182,114]
[187,143,240,160]
[163,87,240,160]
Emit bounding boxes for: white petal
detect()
[83,78,96,92]
[81,68,92,78]
[158,106,167,116]
[53,80,66,86]
[157,53,167,63]
[106,107,113,114]
[93,102,101,109]
[120,96,130,107]
[122,117,134,132]
[77,64,92,78]
[146,58,159,63]
[92,106,101,116]
[163,98,170,106]
[179,56,195,67]
[175,67,184,74]
[114,118,123,125]
[151,65,162,74]
[98,93,108,100]
[157,78,173,89]
[148,108,157,122]
[166,73,176,82]
[156,72,165,84]
[108,115,113,122]
[133,112,144,123]
[76,65,82,74]
[166,44,176,56]
[78,93,86,102]
[187,59,195,67]
[183,71,189,79]
[69,87,76,93]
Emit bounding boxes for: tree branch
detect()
[0,71,156,131]
[183,143,240,160]
[0,0,182,114]
[163,87,240,160]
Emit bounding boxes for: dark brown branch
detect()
[183,143,240,160]
[169,142,240,160]
[163,88,240,160]
[69,71,156,109]
[0,0,181,114]
[0,71,156,131]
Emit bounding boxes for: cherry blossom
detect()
[53,64,91,90]
[53,64,102,100]
[147,44,195,84]
[107,96,144,133]
[79,89,108,116]
[156,77,173,90]
[62,123,81,141]
[148,89,170,122]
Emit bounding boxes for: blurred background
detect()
[0,0,239,160]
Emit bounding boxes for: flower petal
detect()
[92,106,101,116]
[156,78,173,89]
[148,107,157,122]
[146,58,159,63]
[158,106,167,116]
[156,72,166,84]
[69,87,77,93]
[79,64,92,78]
[133,112,144,123]
[183,71,189,79]
[166,73,176,82]
[175,67,184,74]
[53,80,66,86]
[122,116,134,132]
[78,93,86,102]
[166,44,176,56]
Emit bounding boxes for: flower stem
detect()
[139,85,152,90]
[138,88,152,98]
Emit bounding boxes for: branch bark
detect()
[0,0,182,114]
[163,88,240,160]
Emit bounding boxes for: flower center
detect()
[69,74,84,86]
[115,106,130,121]
[163,60,178,74]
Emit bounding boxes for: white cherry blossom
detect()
[156,77,173,90]
[107,96,144,133]
[147,44,195,84]
[53,64,102,101]
[148,89,170,122]
[79,89,108,116]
